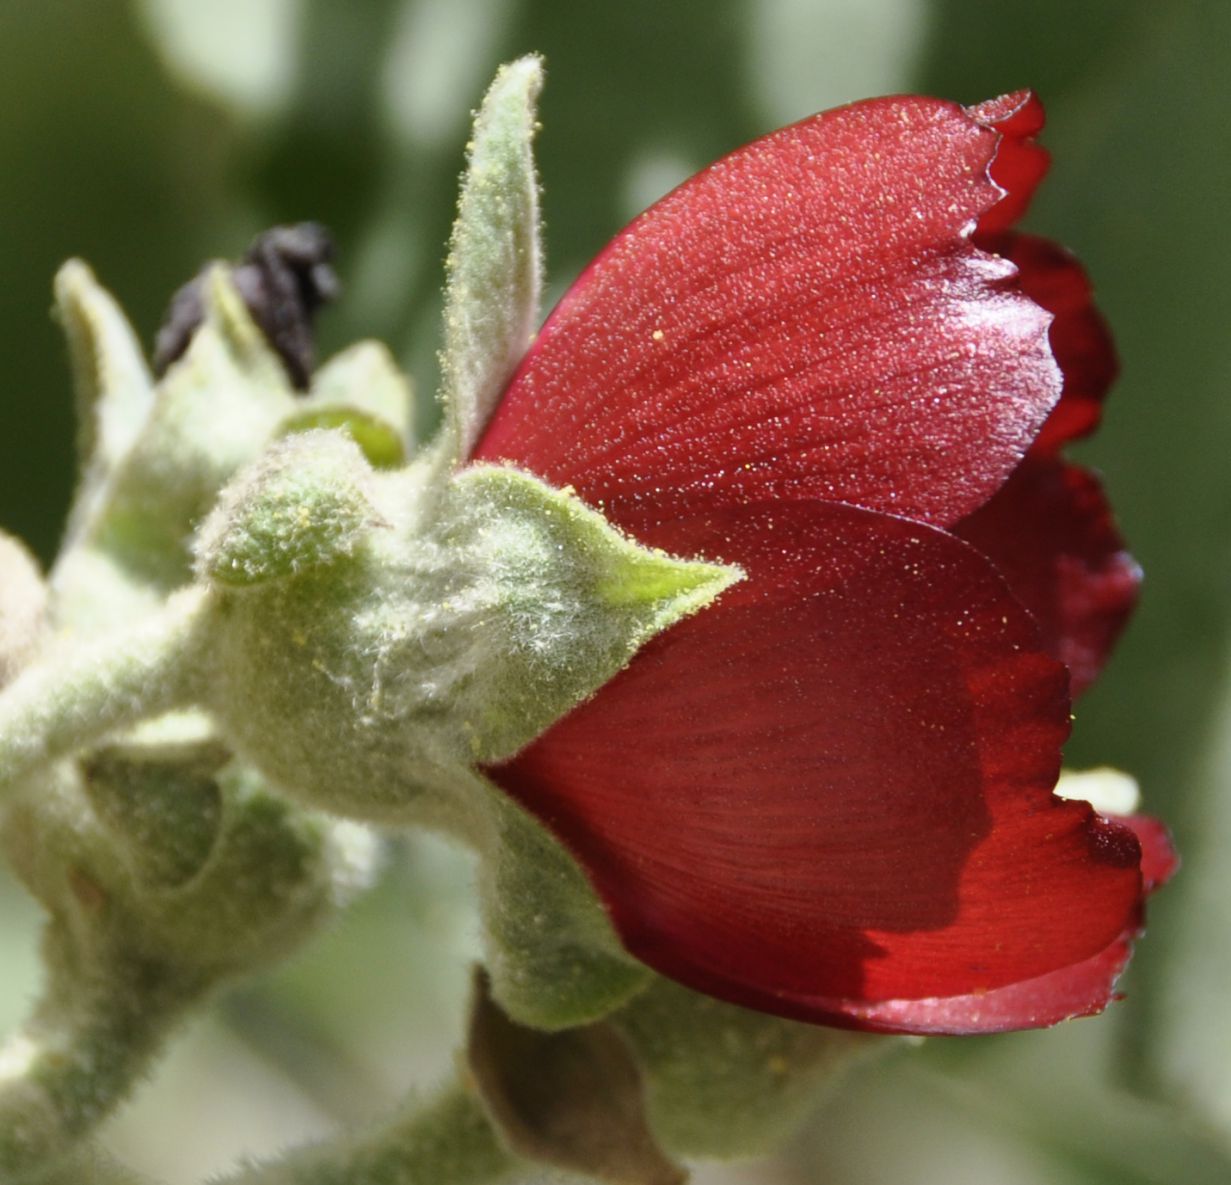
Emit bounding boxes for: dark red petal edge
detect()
[1111,813,1179,892]
[977,232,1119,454]
[955,457,1140,696]
[487,500,1146,1029]
[476,94,1060,531]
[758,811,1175,1035]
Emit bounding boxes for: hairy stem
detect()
[0,932,205,1181]
[222,1079,520,1185]
[0,586,215,805]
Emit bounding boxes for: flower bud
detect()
[204,447,737,824]
[613,979,880,1160]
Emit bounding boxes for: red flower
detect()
[472,92,1174,1034]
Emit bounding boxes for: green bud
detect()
[67,267,297,592]
[281,339,416,469]
[80,733,227,888]
[197,431,385,587]
[613,978,882,1161]
[0,741,377,1179]
[207,457,738,822]
[1,749,376,986]
[439,56,543,463]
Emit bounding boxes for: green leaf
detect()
[439,56,544,463]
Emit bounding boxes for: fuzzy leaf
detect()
[439,56,543,462]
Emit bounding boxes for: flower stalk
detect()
[0,931,205,1180]
[0,586,214,802]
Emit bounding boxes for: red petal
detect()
[825,814,1174,1033]
[955,458,1139,696]
[969,91,1051,235]
[825,933,1135,1035]
[486,502,1145,1024]
[476,95,1060,531]
[977,233,1118,453]
[1109,813,1178,892]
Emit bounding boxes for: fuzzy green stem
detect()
[0,586,215,805]
[0,935,205,1180]
[17,1147,150,1185]
[222,1079,520,1185]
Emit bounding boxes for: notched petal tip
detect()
[1110,813,1179,892]
[968,89,1050,235]
[968,89,1046,136]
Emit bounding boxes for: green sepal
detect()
[66,267,297,592]
[613,978,882,1160]
[439,56,543,462]
[307,340,415,442]
[440,465,741,762]
[197,431,384,587]
[52,261,155,541]
[475,783,651,1030]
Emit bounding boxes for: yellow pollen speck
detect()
[651,328,665,342]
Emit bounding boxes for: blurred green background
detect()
[1,0,1229,1181]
